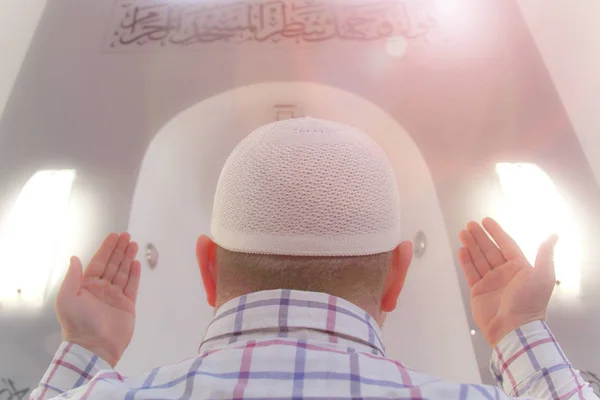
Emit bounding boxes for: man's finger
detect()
[535,234,559,281]
[467,221,506,268]
[58,257,83,298]
[459,229,492,277]
[112,241,139,288]
[102,233,131,282]
[458,247,481,287]
[84,233,119,278]
[482,217,526,261]
[124,260,142,301]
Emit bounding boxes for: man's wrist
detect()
[64,337,119,368]
[488,314,546,346]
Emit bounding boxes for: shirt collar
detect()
[199,289,385,356]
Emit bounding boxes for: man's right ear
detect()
[196,235,217,307]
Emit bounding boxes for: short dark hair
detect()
[215,246,393,306]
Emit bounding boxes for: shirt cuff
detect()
[39,341,112,396]
[490,320,568,395]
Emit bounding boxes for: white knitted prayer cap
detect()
[211,117,401,256]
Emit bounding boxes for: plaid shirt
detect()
[31,289,596,400]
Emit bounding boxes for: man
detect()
[31,118,596,399]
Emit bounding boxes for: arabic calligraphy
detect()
[107,0,437,49]
[0,378,29,400]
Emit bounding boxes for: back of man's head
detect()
[197,117,411,322]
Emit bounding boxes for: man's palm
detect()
[56,233,141,367]
[458,218,558,346]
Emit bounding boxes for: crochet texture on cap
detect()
[211,117,401,256]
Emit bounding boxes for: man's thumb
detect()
[58,256,83,296]
[534,234,559,278]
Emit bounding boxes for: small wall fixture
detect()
[145,243,159,269]
[413,231,427,258]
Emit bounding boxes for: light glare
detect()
[386,36,408,58]
[0,170,76,309]
[496,163,581,295]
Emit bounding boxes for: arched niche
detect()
[123,81,480,383]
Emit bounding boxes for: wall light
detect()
[0,169,76,309]
[496,163,581,295]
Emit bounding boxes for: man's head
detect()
[196,118,412,325]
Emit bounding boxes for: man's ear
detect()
[381,240,413,313]
[196,235,218,307]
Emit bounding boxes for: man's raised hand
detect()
[458,218,558,346]
[55,233,141,367]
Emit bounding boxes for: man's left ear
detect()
[381,240,413,312]
[196,235,218,307]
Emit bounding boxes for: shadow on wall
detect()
[121,81,481,384]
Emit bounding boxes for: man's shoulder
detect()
[72,339,507,400]
[181,338,506,399]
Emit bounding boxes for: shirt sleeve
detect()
[490,320,598,400]
[29,342,115,400]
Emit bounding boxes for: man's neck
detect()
[215,288,385,327]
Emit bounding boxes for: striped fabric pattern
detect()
[30,289,597,400]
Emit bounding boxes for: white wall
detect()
[0,0,48,121]
[518,0,600,185]
[123,82,482,383]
